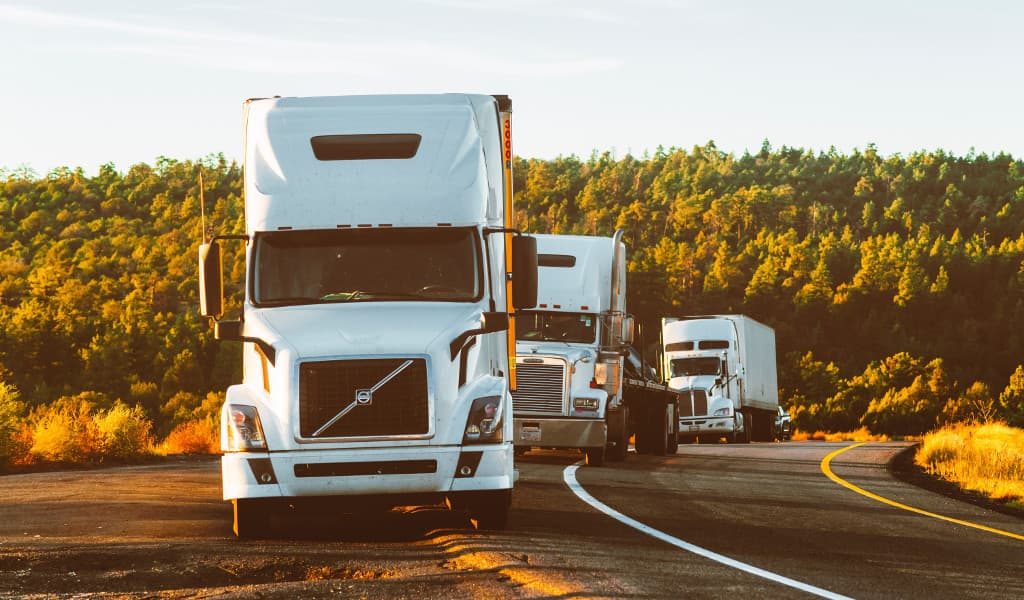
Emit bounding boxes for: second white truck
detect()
[512,231,680,464]
[662,315,778,443]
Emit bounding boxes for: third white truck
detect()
[662,315,778,443]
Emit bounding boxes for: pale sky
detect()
[2,0,1022,174]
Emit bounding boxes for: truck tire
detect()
[465,489,511,530]
[642,406,669,455]
[585,446,606,466]
[753,409,774,442]
[666,403,679,454]
[232,498,270,539]
[730,412,750,444]
[606,407,630,462]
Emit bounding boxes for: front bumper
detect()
[222,443,513,501]
[513,417,606,448]
[678,417,735,437]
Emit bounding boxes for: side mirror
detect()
[512,235,538,309]
[621,315,635,345]
[481,311,510,333]
[199,242,223,319]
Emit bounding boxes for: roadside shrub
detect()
[159,415,219,455]
[95,401,154,459]
[30,396,104,462]
[28,395,155,463]
[916,422,1024,504]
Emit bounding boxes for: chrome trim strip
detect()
[310,359,414,437]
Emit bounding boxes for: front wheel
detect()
[466,490,511,530]
[450,490,511,530]
[666,403,679,454]
[232,498,271,539]
[730,412,751,444]
[606,407,630,462]
[585,446,606,466]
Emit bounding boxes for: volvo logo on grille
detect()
[311,360,414,437]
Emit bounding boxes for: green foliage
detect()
[999,366,1024,426]
[0,380,26,466]
[0,156,243,418]
[2,145,1024,438]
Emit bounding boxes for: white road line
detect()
[563,463,853,600]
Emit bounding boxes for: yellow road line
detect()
[820,443,1024,543]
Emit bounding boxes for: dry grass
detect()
[915,422,1024,505]
[791,427,891,442]
[157,416,219,455]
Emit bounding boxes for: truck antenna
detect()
[198,167,207,243]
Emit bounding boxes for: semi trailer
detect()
[198,93,538,537]
[662,315,778,443]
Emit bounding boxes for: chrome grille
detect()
[512,361,566,415]
[299,358,429,438]
[679,391,694,417]
[694,392,708,416]
[679,390,709,418]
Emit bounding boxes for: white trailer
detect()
[662,315,778,443]
[198,94,538,537]
[512,232,680,464]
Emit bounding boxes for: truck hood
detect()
[515,342,596,364]
[250,303,482,360]
[669,374,719,392]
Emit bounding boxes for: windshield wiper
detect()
[320,290,428,303]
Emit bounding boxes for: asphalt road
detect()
[1,442,1021,598]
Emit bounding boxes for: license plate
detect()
[688,425,700,432]
[521,427,541,442]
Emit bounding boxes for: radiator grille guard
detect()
[299,358,429,438]
[511,360,567,415]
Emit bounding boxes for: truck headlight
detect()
[713,407,731,417]
[573,397,600,411]
[226,404,267,451]
[463,396,504,444]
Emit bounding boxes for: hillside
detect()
[1,145,1023,441]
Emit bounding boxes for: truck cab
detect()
[198,94,538,537]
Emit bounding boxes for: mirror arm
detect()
[450,327,485,361]
[242,336,276,366]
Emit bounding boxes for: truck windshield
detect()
[252,227,481,306]
[516,311,596,344]
[670,357,721,377]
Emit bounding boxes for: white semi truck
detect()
[512,232,681,465]
[662,315,778,443]
[198,94,538,537]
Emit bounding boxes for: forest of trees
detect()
[1,143,1023,462]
